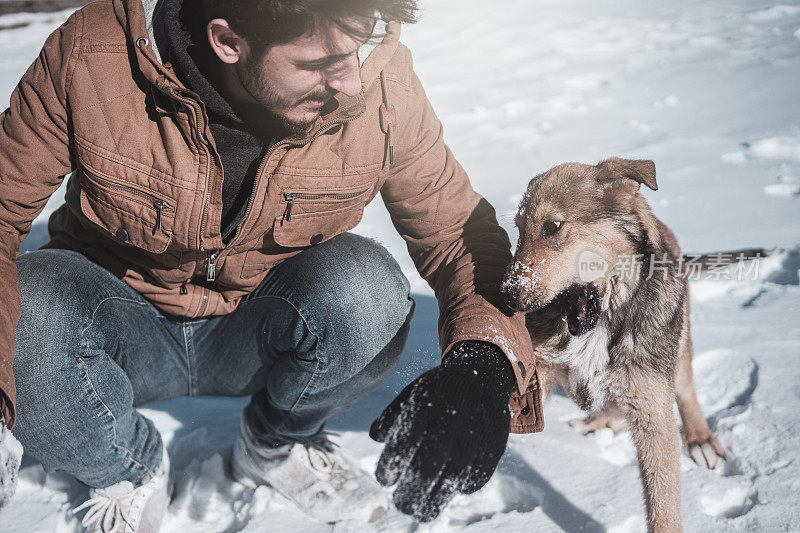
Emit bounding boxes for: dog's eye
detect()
[541,221,563,237]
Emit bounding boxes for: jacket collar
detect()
[141,0,165,63]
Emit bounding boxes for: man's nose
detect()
[326,63,362,97]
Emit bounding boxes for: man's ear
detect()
[207,18,248,65]
[597,157,658,191]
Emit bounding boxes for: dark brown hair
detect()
[200,0,419,53]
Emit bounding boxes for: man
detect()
[0,0,544,529]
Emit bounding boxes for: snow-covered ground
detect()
[1,0,799,531]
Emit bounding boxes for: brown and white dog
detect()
[500,158,725,533]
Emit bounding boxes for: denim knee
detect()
[16,250,91,361]
[15,252,121,422]
[15,250,123,354]
[262,233,414,376]
[325,234,413,338]
[12,250,162,484]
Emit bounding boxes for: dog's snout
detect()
[500,282,521,311]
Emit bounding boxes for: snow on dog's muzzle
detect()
[500,261,554,312]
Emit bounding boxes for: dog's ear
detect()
[597,157,658,191]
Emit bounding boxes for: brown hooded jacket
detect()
[0,0,543,433]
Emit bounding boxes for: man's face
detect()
[236,17,373,134]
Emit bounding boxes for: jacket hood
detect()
[123,0,399,94]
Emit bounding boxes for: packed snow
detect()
[0,418,22,509]
[1,0,799,531]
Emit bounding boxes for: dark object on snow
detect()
[370,340,515,522]
[0,0,89,17]
[680,247,768,274]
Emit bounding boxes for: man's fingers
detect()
[369,382,414,443]
[374,399,429,486]
[458,436,507,494]
[392,461,457,523]
[392,432,458,522]
[457,464,492,494]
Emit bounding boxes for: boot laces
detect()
[303,432,340,472]
[73,488,139,532]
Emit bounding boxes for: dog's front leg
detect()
[617,376,682,533]
[675,304,725,468]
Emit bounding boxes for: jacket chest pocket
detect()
[272,186,370,248]
[77,167,176,254]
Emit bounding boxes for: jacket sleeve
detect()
[0,14,78,428]
[379,48,536,396]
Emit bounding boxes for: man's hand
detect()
[0,415,23,509]
[369,340,516,522]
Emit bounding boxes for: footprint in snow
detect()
[761,247,800,286]
[764,172,800,198]
[764,182,800,197]
[692,350,758,419]
[442,472,540,527]
[699,483,758,519]
[608,515,647,533]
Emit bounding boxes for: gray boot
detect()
[231,415,388,523]
[74,448,173,532]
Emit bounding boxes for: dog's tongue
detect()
[564,285,600,336]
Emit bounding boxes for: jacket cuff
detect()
[440,311,545,433]
[508,379,545,434]
[439,312,535,396]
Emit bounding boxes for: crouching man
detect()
[0,0,544,529]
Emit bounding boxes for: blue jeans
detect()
[12,233,414,488]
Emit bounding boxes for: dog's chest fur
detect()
[531,271,685,414]
[539,322,613,412]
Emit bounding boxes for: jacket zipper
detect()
[171,92,221,299]
[206,251,218,282]
[82,168,175,235]
[282,190,367,222]
[231,113,362,245]
[182,96,216,252]
[200,113,364,287]
[173,94,362,308]
[153,201,166,235]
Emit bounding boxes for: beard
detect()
[238,57,333,136]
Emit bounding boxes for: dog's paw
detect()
[687,434,726,469]
[569,414,627,436]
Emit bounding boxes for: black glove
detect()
[369,340,516,522]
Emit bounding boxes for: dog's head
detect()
[500,157,658,335]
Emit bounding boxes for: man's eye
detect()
[541,221,563,237]
[300,55,354,72]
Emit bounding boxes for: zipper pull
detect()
[153,201,165,235]
[207,251,218,282]
[283,193,296,223]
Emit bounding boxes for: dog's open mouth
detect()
[556,284,601,336]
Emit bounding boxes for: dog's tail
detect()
[680,247,769,272]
